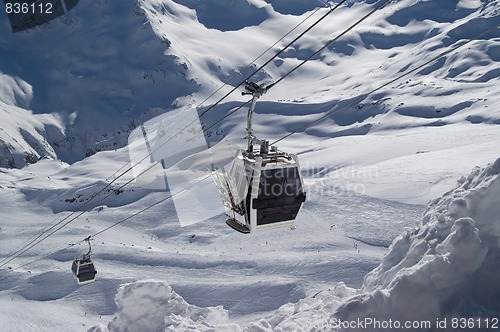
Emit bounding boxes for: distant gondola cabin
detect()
[71,255,97,285]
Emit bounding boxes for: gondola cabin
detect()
[212,81,306,234]
[71,237,97,285]
[218,146,306,234]
[213,82,306,233]
[71,256,97,285]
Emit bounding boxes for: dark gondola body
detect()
[71,257,97,285]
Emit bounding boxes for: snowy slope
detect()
[1,0,499,168]
[248,157,500,332]
[0,0,499,331]
[0,0,198,167]
[84,158,500,331]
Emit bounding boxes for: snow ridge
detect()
[333,157,500,330]
[89,280,240,332]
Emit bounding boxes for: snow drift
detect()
[335,157,500,327]
[92,158,500,331]
[261,157,500,331]
[89,280,240,332]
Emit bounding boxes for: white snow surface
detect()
[1,0,499,169]
[89,280,239,332]
[0,0,499,331]
[83,158,500,331]
[333,158,500,331]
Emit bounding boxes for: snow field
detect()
[0,0,499,330]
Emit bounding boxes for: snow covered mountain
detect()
[1,0,499,168]
[0,0,499,331]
